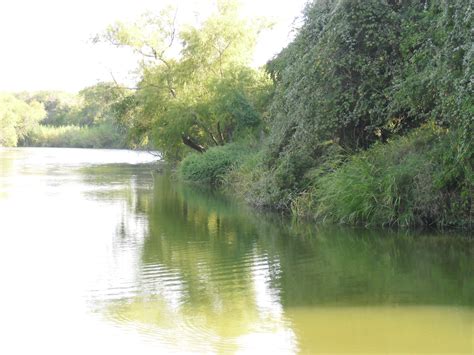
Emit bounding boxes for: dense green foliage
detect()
[291,127,472,227]
[1,83,131,148]
[248,0,473,213]
[218,0,472,228]
[101,1,272,160]
[0,93,45,146]
[179,143,250,185]
[23,123,127,149]
[17,91,79,126]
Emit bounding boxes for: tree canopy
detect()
[102,0,272,159]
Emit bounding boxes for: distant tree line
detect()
[0,83,131,148]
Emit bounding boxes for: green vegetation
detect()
[180,143,250,185]
[2,0,471,228]
[101,0,471,228]
[291,127,472,227]
[1,83,131,149]
[97,1,272,160]
[244,0,473,215]
[0,93,45,146]
[23,123,127,149]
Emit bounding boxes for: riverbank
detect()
[178,125,472,229]
[175,0,473,230]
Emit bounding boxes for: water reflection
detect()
[85,174,299,353]
[84,168,472,353]
[0,148,472,354]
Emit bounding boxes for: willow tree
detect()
[102,0,272,160]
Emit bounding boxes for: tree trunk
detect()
[181,134,206,153]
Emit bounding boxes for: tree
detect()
[102,0,272,160]
[77,82,128,126]
[0,94,45,146]
[19,91,79,127]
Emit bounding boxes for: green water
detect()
[0,148,472,354]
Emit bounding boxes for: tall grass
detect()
[291,127,472,228]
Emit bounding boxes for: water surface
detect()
[0,148,472,354]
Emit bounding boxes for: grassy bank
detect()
[291,127,472,228]
[178,126,472,229]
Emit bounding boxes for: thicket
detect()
[291,127,472,227]
[215,0,471,228]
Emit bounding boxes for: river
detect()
[0,147,472,354]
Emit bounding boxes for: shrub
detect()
[293,127,472,228]
[179,144,249,185]
[223,150,276,207]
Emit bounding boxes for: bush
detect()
[223,150,274,207]
[292,127,472,228]
[179,144,249,185]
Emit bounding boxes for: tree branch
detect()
[181,133,206,153]
[217,121,225,144]
[191,112,219,146]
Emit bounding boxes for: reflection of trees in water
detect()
[139,175,284,341]
[0,150,15,173]
[98,173,297,352]
[79,163,154,235]
[97,170,471,351]
[143,175,473,309]
[273,227,473,307]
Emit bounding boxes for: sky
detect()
[0,0,308,93]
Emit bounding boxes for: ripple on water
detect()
[87,248,291,353]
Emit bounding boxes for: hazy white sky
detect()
[0,0,307,93]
